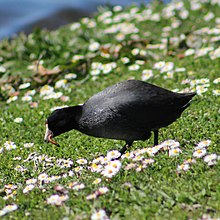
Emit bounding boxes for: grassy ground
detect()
[0,0,220,219]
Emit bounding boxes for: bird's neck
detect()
[64,105,83,130]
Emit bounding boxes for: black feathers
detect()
[45,80,196,155]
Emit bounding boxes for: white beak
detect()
[44,123,53,142]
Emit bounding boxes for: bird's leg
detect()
[119,141,133,156]
[153,130,159,145]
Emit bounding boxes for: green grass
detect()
[0,0,220,219]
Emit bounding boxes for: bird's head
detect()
[44,106,82,146]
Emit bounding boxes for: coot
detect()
[44,80,196,155]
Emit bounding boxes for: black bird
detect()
[44,80,196,155]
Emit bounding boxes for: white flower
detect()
[89,164,103,173]
[106,150,121,160]
[203,154,218,163]
[160,62,174,73]
[38,173,48,181]
[2,204,18,213]
[46,195,63,206]
[153,61,166,70]
[91,69,101,76]
[131,48,140,56]
[14,117,23,123]
[65,73,77,80]
[70,22,81,31]
[0,147,3,153]
[26,178,37,185]
[91,209,109,220]
[142,69,153,81]
[195,140,211,150]
[72,54,84,61]
[185,48,195,56]
[0,66,6,72]
[193,148,207,158]
[89,42,100,51]
[6,96,18,103]
[22,95,32,102]
[142,158,155,165]
[24,143,34,148]
[4,141,17,151]
[177,163,190,172]
[40,85,54,96]
[23,184,35,193]
[55,79,67,89]
[101,166,118,178]
[169,148,182,157]
[19,83,31,90]
[76,158,88,165]
[121,57,130,64]
[146,147,158,156]
[92,178,102,185]
[128,64,140,71]
[204,12,214,21]
[213,90,220,96]
[213,77,220,84]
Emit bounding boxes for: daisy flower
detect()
[65,73,77,80]
[160,62,174,73]
[91,209,109,220]
[14,117,23,123]
[132,155,144,161]
[121,57,130,64]
[71,183,85,191]
[89,164,103,173]
[106,150,121,160]
[195,140,211,150]
[146,147,158,156]
[101,166,118,178]
[74,166,83,173]
[86,193,97,200]
[76,158,88,165]
[89,42,100,51]
[169,148,182,157]
[185,49,196,57]
[142,69,153,81]
[213,77,220,84]
[107,160,122,171]
[153,61,165,70]
[97,187,109,195]
[177,163,190,172]
[203,154,218,163]
[213,90,220,96]
[92,178,102,185]
[55,79,67,89]
[6,96,18,103]
[128,64,140,71]
[22,95,32,102]
[92,156,104,164]
[121,152,134,159]
[38,173,48,181]
[4,141,17,151]
[46,195,63,206]
[184,158,196,164]
[39,85,54,97]
[193,148,207,158]
[26,178,37,185]
[19,83,31,90]
[24,143,34,148]
[23,184,35,194]
[142,158,155,165]
[124,163,136,170]
[2,204,18,213]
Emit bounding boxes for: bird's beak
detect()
[44,123,60,147]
